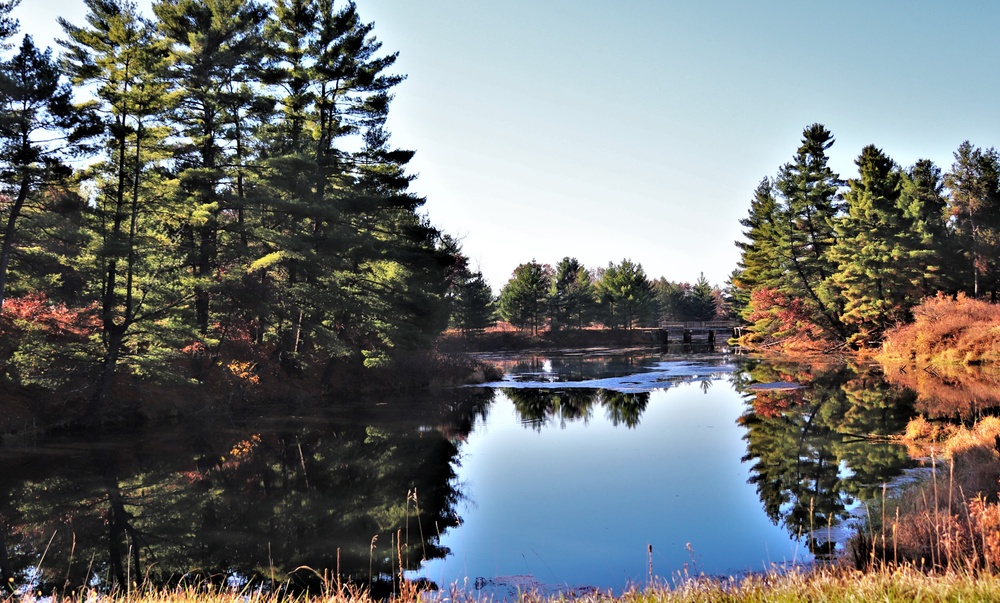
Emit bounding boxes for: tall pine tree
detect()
[731,178,785,320]
[0,35,97,310]
[944,141,1000,300]
[498,261,550,335]
[153,0,268,334]
[61,0,185,417]
[828,145,909,346]
[257,0,452,366]
[773,123,846,341]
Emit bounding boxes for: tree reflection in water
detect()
[0,389,493,596]
[880,361,1000,420]
[500,359,918,559]
[0,353,961,595]
[503,388,651,430]
[735,359,917,558]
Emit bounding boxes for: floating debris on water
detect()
[746,381,803,391]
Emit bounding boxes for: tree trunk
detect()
[97,449,141,591]
[0,524,12,589]
[0,176,31,310]
[85,329,124,425]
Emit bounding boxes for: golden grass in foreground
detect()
[859,416,1000,573]
[14,568,1000,603]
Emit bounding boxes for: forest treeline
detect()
[0,0,724,420]
[469,258,722,335]
[730,123,1000,352]
[0,0,498,415]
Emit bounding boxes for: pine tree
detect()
[452,270,495,333]
[828,145,910,346]
[0,35,97,310]
[548,257,596,330]
[153,0,269,333]
[0,0,18,47]
[688,273,717,321]
[596,259,653,330]
[498,261,550,335]
[944,141,1000,299]
[731,178,786,320]
[61,0,184,416]
[773,123,846,340]
[254,0,452,365]
[652,278,687,322]
[899,159,953,297]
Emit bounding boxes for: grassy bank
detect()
[17,567,1000,603]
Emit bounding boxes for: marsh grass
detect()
[850,416,1000,574]
[14,567,1000,603]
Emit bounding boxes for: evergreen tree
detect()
[688,273,717,321]
[498,261,550,335]
[898,159,953,297]
[828,145,911,345]
[61,0,184,416]
[153,0,269,334]
[6,184,90,303]
[596,259,653,330]
[0,0,18,47]
[255,0,452,365]
[944,141,1000,299]
[451,270,495,333]
[652,278,688,322]
[0,35,97,310]
[548,257,595,330]
[731,178,785,320]
[773,123,846,340]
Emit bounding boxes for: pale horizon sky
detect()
[14,0,1000,292]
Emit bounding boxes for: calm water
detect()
[417,373,799,594]
[0,350,927,597]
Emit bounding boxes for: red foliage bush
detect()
[0,294,98,340]
[743,287,832,350]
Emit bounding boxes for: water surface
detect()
[0,350,923,597]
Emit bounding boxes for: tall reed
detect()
[850,416,1000,572]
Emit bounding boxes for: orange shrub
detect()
[881,293,1000,365]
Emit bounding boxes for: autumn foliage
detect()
[881,363,1000,419]
[743,287,834,351]
[880,293,1000,365]
[0,294,98,340]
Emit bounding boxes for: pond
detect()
[0,349,934,597]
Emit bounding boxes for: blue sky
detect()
[15,1,1000,291]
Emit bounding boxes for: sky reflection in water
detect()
[415,354,809,595]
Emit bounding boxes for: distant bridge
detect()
[652,320,740,344]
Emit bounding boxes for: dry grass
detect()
[880,293,1000,366]
[17,567,1000,603]
[857,416,1000,573]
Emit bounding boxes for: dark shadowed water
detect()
[0,350,925,598]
